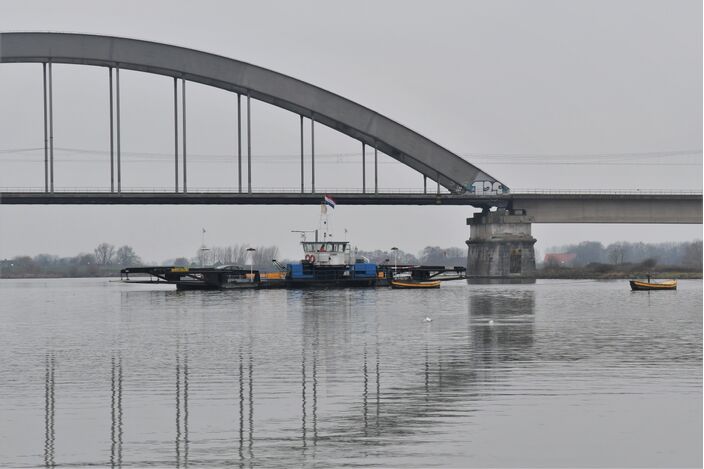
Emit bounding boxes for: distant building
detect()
[544,252,577,266]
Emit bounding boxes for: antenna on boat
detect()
[291,230,317,242]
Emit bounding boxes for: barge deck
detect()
[120,264,466,290]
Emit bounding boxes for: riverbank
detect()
[538,266,702,280]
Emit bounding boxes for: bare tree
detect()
[212,246,235,265]
[253,246,279,267]
[204,244,280,269]
[607,243,626,265]
[115,245,141,266]
[682,241,703,269]
[94,243,115,265]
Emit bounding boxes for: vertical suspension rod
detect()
[182,79,187,193]
[42,63,48,193]
[48,62,54,192]
[374,145,378,194]
[311,118,315,193]
[247,93,252,194]
[362,143,366,193]
[116,67,121,192]
[173,77,179,192]
[109,67,114,192]
[237,94,242,193]
[300,115,304,193]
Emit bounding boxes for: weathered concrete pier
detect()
[466,211,536,284]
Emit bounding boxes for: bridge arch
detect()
[0,32,504,194]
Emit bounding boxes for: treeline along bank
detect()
[0,240,701,279]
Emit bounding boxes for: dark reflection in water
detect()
[175,339,189,468]
[301,341,306,449]
[375,341,380,436]
[0,280,700,468]
[248,342,254,462]
[322,290,536,450]
[34,289,564,465]
[44,352,55,469]
[363,343,368,437]
[235,342,255,466]
[301,304,320,451]
[238,346,244,463]
[110,352,123,468]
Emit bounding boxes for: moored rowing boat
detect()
[390,280,441,289]
[629,279,677,291]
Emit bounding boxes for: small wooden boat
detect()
[390,280,441,289]
[629,279,677,291]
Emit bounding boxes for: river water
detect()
[0,278,701,468]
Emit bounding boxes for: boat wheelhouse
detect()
[301,241,353,266]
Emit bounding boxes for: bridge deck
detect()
[0,191,700,224]
[0,191,505,206]
[508,192,702,224]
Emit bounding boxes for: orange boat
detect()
[629,279,677,291]
[390,280,441,289]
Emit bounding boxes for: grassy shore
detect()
[538,265,702,280]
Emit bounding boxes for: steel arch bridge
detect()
[0,31,506,199]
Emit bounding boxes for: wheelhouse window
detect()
[303,242,349,252]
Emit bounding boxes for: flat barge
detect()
[121,241,465,290]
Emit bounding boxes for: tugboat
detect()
[286,238,387,288]
[282,195,387,287]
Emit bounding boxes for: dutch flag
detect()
[324,195,336,209]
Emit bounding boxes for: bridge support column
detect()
[466,211,536,284]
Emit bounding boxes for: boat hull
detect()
[629,280,677,291]
[122,264,465,290]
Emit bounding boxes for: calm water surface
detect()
[0,278,701,467]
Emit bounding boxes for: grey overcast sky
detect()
[0,0,702,262]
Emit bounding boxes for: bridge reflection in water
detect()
[40,288,536,467]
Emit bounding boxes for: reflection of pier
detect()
[44,353,55,469]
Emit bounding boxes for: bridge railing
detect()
[0,186,459,195]
[510,189,703,195]
[1,187,701,195]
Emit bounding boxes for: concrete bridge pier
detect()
[466,211,536,284]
